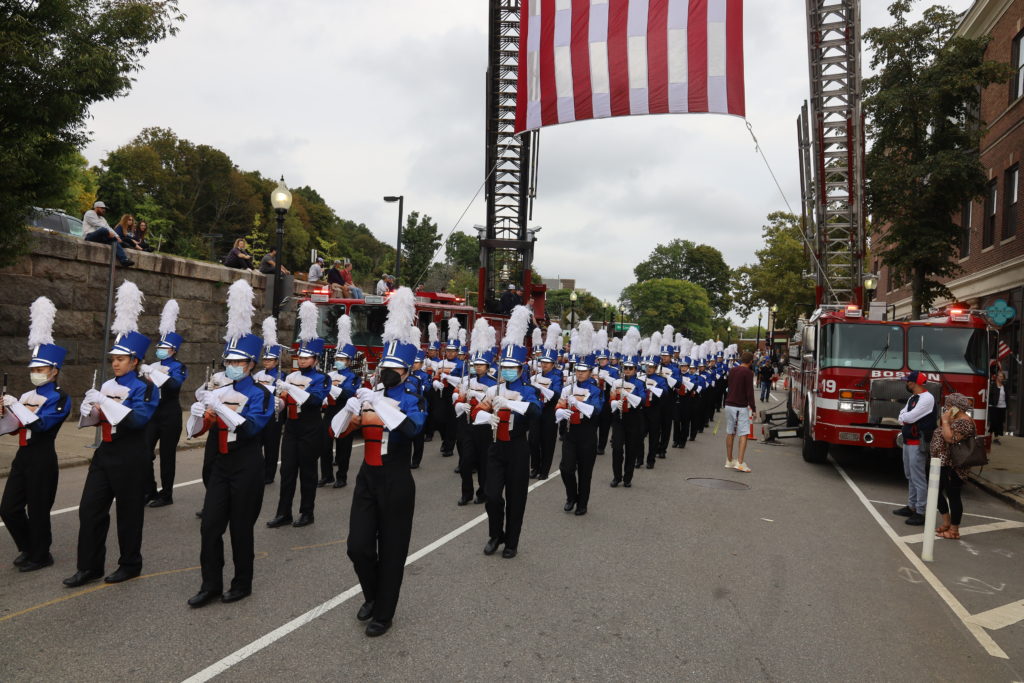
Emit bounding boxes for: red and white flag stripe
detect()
[515,0,745,134]
[997,340,1011,361]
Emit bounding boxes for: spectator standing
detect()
[723,351,756,472]
[307,258,325,283]
[757,361,774,402]
[893,371,936,527]
[83,201,134,267]
[929,393,976,540]
[989,369,1007,445]
[224,239,254,269]
[258,248,290,275]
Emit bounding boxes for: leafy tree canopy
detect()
[401,211,441,288]
[545,289,609,325]
[633,239,732,315]
[620,279,713,339]
[445,230,479,270]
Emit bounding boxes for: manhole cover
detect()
[686,477,750,491]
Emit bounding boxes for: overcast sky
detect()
[82,0,974,321]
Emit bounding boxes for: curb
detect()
[967,472,1024,513]
[0,440,206,480]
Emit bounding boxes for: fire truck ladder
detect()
[801,0,865,307]
[481,0,539,314]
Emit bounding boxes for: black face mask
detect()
[380,368,402,388]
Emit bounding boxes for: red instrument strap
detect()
[363,423,384,466]
[216,417,229,454]
[570,405,581,425]
[18,428,28,447]
[285,394,298,419]
[98,409,112,442]
[497,408,512,441]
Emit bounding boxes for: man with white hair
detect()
[83,201,133,267]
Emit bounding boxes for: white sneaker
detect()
[735,462,751,473]
[725,460,736,469]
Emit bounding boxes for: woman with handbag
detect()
[928,393,976,540]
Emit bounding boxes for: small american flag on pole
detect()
[515,0,745,134]
[996,340,1012,361]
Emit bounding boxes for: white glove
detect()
[432,380,444,392]
[488,412,501,428]
[539,387,554,402]
[84,388,102,405]
[491,395,508,411]
[138,363,152,376]
[451,392,462,405]
[80,400,95,418]
[454,402,470,417]
[329,385,343,400]
[2,394,18,408]
[190,402,207,418]
[610,399,623,413]
[566,396,578,408]
[344,396,362,415]
[356,387,375,401]
[440,373,451,383]
[203,394,224,411]
[555,408,572,423]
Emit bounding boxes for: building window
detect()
[1004,164,1019,240]
[984,179,998,248]
[960,201,972,257]
[1012,30,1024,102]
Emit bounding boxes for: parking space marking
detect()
[868,500,1017,523]
[968,600,1024,631]
[833,459,1009,659]
[900,521,1024,544]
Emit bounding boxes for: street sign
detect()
[986,299,1016,326]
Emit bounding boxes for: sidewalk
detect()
[969,435,1024,511]
[0,411,202,477]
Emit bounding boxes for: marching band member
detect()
[655,327,681,463]
[65,281,159,587]
[422,322,441,442]
[409,349,431,468]
[144,299,188,508]
[331,287,426,637]
[455,319,496,506]
[322,314,361,485]
[267,301,330,529]
[433,318,463,458]
[479,306,541,558]
[556,320,603,516]
[529,322,562,481]
[254,317,286,484]
[1,297,71,572]
[609,328,645,488]
[641,351,669,471]
[185,280,275,607]
[593,329,616,455]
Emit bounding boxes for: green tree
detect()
[545,289,607,325]
[865,1,1013,317]
[445,230,479,270]
[620,279,713,339]
[401,211,441,287]
[731,212,815,332]
[0,1,183,266]
[633,239,732,315]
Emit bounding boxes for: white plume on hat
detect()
[296,300,318,344]
[28,296,56,350]
[383,287,416,344]
[649,332,662,358]
[502,305,532,348]
[639,337,651,358]
[337,314,353,348]
[486,325,497,350]
[159,300,179,337]
[675,333,684,349]
[111,281,144,336]
[428,321,439,345]
[262,316,279,348]
[459,328,467,346]
[621,326,641,358]
[544,322,562,351]
[594,328,608,353]
[409,325,424,346]
[446,316,461,343]
[531,327,543,348]
[608,337,621,355]
[470,318,491,356]
[572,319,595,357]
[224,279,255,343]
[661,325,675,346]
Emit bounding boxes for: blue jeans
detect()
[759,381,772,402]
[85,229,130,264]
[902,442,927,514]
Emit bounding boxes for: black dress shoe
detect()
[672,442,683,448]
[610,478,620,487]
[574,506,588,516]
[905,513,925,526]
[595,449,605,455]
[148,496,173,508]
[457,496,472,506]
[188,589,221,608]
[333,478,347,488]
[563,500,576,512]
[453,466,461,474]
[13,551,29,567]
[19,554,54,572]
[292,514,314,527]
[646,463,655,469]
[366,619,392,637]
[316,477,334,487]
[474,494,486,504]
[689,436,696,441]
[266,515,293,528]
[441,451,454,458]
[529,471,538,479]
[892,506,914,517]
[623,481,632,488]
[410,462,420,469]
[657,453,666,459]
[501,547,517,559]
[120,259,135,268]
[196,509,204,519]
[104,567,140,583]
[483,536,505,555]
[264,479,275,485]
[357,600,375,621]
[221,587,251,603]
[635,461,644,469]
[63,569,103,587]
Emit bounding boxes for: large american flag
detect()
[515,0,745,133]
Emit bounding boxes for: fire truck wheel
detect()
[801,425,829,464]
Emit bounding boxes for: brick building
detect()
[878,0,1024,434]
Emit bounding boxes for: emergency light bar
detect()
[844,305,862,318]
[948,308,970,322]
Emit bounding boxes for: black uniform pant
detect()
[674,394,691,447]
[645,399,662,464]
[412,432,425,467]
[597,400,612,451]
[657,396,674,456]
[439,387,457,455]
[347,451,415,623]
[146,404,181,498]
[334,433,355,482]
[261,415,283,482]
[612,410,644,483]
[200,442,265,592]
[76,433,148,573]
[530,404,558,476]
[486,438,530,548]
[1,444,59,563]
[277,420,321,517]
[560,422,597,508]
[461,423,490,500]
[321,405,342,481]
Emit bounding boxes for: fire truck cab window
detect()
[418,310,433,339]
[350,305,386,347]
[316,305,346,344]
[907,327,987,375]
[820,323,903,370]
[454,312,469,330]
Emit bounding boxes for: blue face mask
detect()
[334,360,348,371]
[155,348,171,360]
[501,368,520,382]
[224,364,246,381]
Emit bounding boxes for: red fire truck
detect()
[787,304,993,463]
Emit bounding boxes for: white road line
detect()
[832,459,1009,660]
[181,470,562,683]
[901,521,1024,544]
[968,600,1024,631]
[868,500,1016,523]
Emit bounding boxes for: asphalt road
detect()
[2,407,1023,682]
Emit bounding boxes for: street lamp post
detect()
[768,304,778,360]
[569,290,578,326]
[270,177,293,317]
[755,311,763,355]
[383,195,404,286]
[863,273,879,306]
